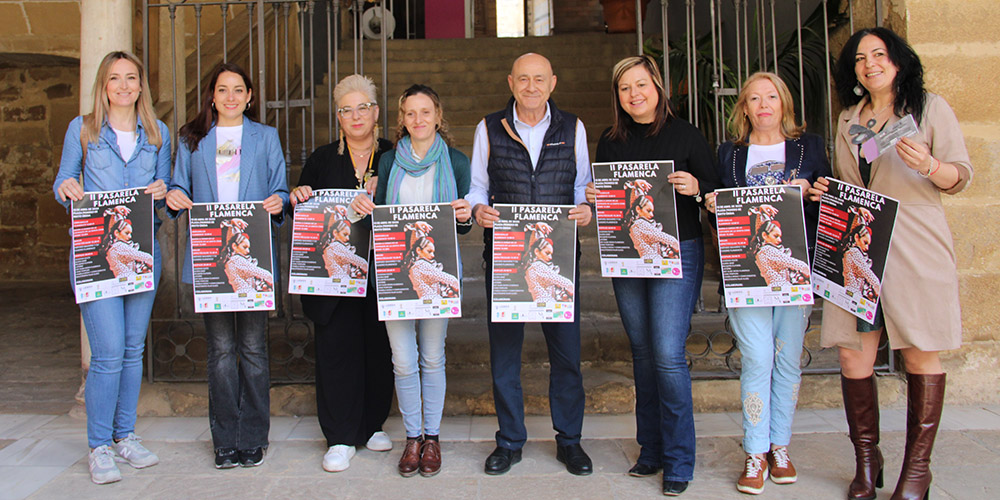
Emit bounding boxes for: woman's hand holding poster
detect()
[288,189,371,297]
[716,185,814,308]
[371,203,461,321]
[812,178,898,325]
[189,202,275,313]
[592,160,682,278]
[71,188,155,303]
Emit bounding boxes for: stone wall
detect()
[0,0,81,57]
[553,0,603,34]
[0,57,79,280]
[898,0,1000,403]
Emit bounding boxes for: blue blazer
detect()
[170,119,290,283]
[716,132,832,253]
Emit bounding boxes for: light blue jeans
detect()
[385,318,448,438]
[729,304,811,454]
[79,243,161,449]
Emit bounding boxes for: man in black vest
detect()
[467,53,594,476]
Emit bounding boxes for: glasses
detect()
[337,102,376,117]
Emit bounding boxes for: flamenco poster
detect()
[189,202,275,313]
[371,203,461,321]
[288,189,370,297]
[491,204,577,323]
[71,188,155,304]
[812,179,898,325]
[716,185,814,308]
[592,160,682,278]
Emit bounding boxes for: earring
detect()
[212,101,216,109]
[853,84,864,97]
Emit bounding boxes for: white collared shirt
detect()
[466,102,591,209]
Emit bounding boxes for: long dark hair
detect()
[834,27,926,123]
[179,63,258,149]
[605,55,672,143]
[750,220,781,256]
[217,219,250,266]
[319,206,351,250]
[98,207,132,255]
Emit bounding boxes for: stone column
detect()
[73,0,133,417]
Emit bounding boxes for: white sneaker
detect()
[113,433,159,468]
[89,445,122,485]
[366,431,393,452]
[322,445,356,472]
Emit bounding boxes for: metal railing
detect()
[143,0,894,382]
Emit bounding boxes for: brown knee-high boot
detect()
[842,374,884,500]
[891,372,946,500]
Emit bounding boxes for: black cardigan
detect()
[596,118,721,242]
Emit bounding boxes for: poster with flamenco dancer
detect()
[811,178,898,325]
[288,189,371,297]
[71,188,155,304]
[491,204,577,323]
[715,185,814,308]
[371,203,461,321]
[189,202,275,313]
[591,160,682,278]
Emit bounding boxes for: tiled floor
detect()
[2,406,999,499]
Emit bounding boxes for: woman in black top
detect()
[290,74,394,473]
[586,55,720,497]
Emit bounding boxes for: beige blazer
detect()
[820,93,973,351]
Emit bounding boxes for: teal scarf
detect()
[386,134,458,204]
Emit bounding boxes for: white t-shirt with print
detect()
[215,125,243,202]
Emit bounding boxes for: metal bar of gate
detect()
[823,0,833,151]
[661,0,670,99]
[635,0,643,55]
[381,0,389,136]
[221,3,229,63]
[795,0,805,124]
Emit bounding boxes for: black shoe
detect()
[662,480,689,496]
[214,448,238,469]
[238,447,265,467]
[628,462,662,477]
[556,443,593,476]
[484,446,522,475]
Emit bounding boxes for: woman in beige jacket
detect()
[809,27,972,500]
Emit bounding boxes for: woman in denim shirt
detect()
[53,51,171,485]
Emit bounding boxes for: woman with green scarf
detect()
[351,84,471,478]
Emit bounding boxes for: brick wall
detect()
[0,57,79,280]
[553,0,603,34]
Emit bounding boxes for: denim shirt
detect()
[53,115,172,220]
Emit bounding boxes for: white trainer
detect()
[366,431,393,452]
[322,445,356,472]
[113,433,159,468]
[89,445,122,485]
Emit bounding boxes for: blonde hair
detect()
[82,51,161,148]
[333,74,380,155]
[728,72,803,145]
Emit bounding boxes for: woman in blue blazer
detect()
[166,63,289,470]
[708,72,830,494]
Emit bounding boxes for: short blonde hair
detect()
[333,74,380,154]
[728,72,803,145]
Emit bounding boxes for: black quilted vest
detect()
[484,97,578,205]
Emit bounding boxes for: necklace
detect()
[849,100,894,145]
[864,100,893,129]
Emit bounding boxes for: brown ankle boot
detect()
[398,437,422,477]
[842,374,884,500]
[419,439,442,477]
[891,373,945,500]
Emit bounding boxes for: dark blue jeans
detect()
[485,254,584,450]
[612,237,704,482]
[203,310,270,451]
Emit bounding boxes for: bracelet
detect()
[919,157,940,178]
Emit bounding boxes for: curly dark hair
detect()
[834,27,926,124]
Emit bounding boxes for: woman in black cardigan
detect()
[290,74,394,473]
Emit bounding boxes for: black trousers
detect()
[313,293,394,447]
